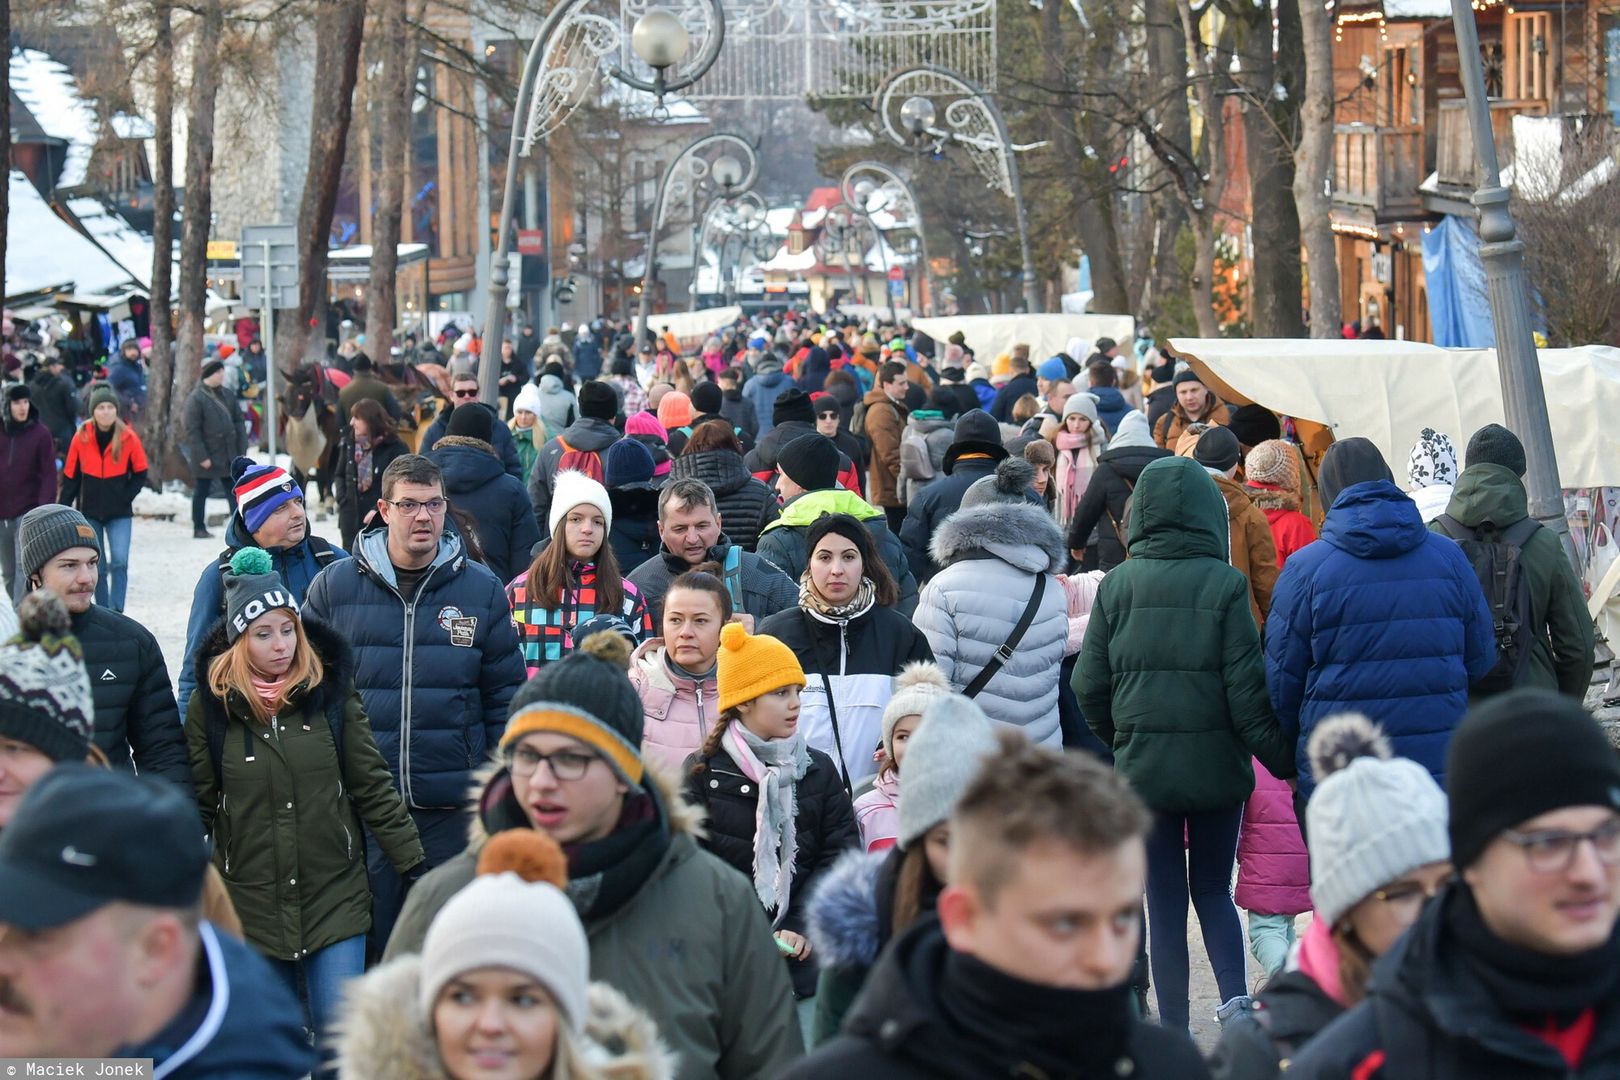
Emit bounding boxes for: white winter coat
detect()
[913,501,1070,746]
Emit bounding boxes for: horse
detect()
[279,364,343,509]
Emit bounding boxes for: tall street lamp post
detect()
[634,133,758,352]
[1447,0,1574,560]
[841,160,931,320]
[478,2,725,405]
[875,64,1040,314]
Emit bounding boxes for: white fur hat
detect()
[549,470,614,538]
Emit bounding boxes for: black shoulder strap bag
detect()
[962,574,1048,700]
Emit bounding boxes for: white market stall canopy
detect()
[646,306,742,347]
[913,313,1136,367]
[1169,337,1620,490]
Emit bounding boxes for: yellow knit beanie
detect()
[717,622,805,713]
[991,352,1011,378]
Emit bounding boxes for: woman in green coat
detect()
[185,547,424,1069]
[1075,455,1295,1033]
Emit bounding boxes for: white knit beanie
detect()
[418,872,589,1028]
[897,695,1000,849]
[880,662,955,760]
[1305,714,1450,927]
[513,382,544,417]
[549,470,615,537]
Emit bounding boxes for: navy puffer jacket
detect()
[303,529,526,810]
[1264,480,1496,797]
[430,437,542,583]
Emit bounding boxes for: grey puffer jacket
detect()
[537,372,578,440]
[913,501,1069,745]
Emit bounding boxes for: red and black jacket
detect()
[62,421,149,521]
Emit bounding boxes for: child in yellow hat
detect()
[685,622,858,1007]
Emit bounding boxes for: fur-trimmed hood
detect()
[928,500,1067,575]
[807,849,888,969]
[334,954,674,1080]
[191,615,355,715]
[1245,481,1300,513]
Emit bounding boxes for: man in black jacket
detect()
[899,409,1008,583]
[418,371,524,480]
[27,355,78,455]
[785,737,1209,1080]
[1289,689,1620,1079]
[303,454,525,950]
[17,505,192,791]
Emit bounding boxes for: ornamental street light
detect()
[635,133,759,351]
[840,160,932,319]
[479,2,726,405]
[875,64,1040,314]
[1446,0,1574,564]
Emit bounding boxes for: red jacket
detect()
[61,421,149,521]
[1248,482,1318,567]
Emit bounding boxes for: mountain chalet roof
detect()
[10,49,99,188]
[7,169,141,298]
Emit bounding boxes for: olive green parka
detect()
[1076,455,1295,811]
[185,618,424,961]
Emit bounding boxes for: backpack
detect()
[720,544,744,612]
[556,435,604,482]
[215,537,339,616]
[848,399,870,440]
[1435,514,1541,693]
[900,425,937,484]
[1104,474,1137,559]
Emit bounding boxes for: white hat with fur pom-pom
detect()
[879,661,956,759]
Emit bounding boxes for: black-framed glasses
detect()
[506,745,598,781]
[385,497,447,517]
[1502,817,1620,874]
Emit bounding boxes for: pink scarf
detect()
[1295,914,1349,1007]
[250,673,291,713]
[1053,434,1099,526]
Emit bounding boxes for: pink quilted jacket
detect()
[854,773,900,852]
[1234,759,1312,916]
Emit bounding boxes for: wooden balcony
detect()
[1333,124,1424,219]
[1434,97,1549,189]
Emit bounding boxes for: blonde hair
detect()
[206,618,325,722]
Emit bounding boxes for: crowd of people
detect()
[0,310,1615,1080]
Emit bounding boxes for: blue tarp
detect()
[1421,213,1496,347]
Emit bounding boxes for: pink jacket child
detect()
[1235,760,1312,917]
[628,638,719,775]
[853,662,956,852]
[1058,571,1105,655]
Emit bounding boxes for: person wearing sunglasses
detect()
[418,372,526,481]
[1212,713,1451,1076]
[304,453,525,956]
[1288,690,1620,1079]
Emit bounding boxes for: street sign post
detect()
[515,229,545,256]
[240,224,300,459]
[887,265,905,281]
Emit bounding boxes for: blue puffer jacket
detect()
[1090,386,1129,435]
[178,516,348,714]
[303,529,526,810]
[1264,480,1496,797]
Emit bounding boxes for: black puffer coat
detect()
[684,741,858,997]
[897,456,1000,583]
[669,449,779,552]
[430,437,543,584]
[70,604,192,791]
[1067,443,1173,569]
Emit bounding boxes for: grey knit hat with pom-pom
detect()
[959,457,1038,510]
[1305,713,1450,926]
[223,546,298,642]
[0,590,94,763]
[897,694,1001,849]
[880,661,957,760]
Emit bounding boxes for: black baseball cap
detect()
[0,766,210,930]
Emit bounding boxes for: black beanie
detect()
[690,381,723,416]
[777,433,840,492]
[1172,368,1204,387]
[1228,404,1282,449]
[1193,425,1242,473]
[200,359,225,380]
[1466,423,1527,478]
[579,380,618,421]
[1447,689,1620,869]
[446,401,496,443]
[773,388,814,426]
[1318,437,1394,509]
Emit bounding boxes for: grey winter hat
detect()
[0,591,94,764]
[960,457,1037,511]
[898,695,1001,849]
[1305,714,1450,928]
[222,547,299,643]
[18,504,100,583]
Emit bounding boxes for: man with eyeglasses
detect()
[304,453,525,954]
[385,632,803,1079]
[417,371,525,480]
[1291,688,1620,1078]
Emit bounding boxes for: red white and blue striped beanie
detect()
[230,456,304,535]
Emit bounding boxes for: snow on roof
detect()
[110,112,155,140]
[65,196,157,289]
[10,50,98,188]
[763,207,796,234]
[7,170,139,297]
[862,235,915,274]
[757,244,818,273]
[599,79,708,124]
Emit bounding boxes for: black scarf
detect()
[562,788,672,921]
[932,948,1134,1078]
[1447,884,1620,1017]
